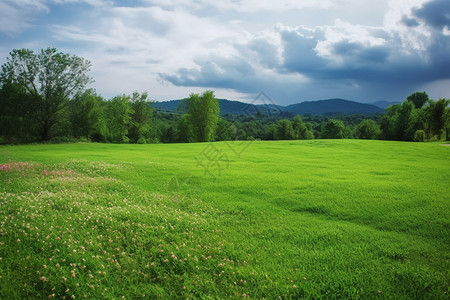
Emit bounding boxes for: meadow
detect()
[0,140,448,299]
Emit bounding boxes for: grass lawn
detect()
[0,140,449,298]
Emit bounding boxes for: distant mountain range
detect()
[284,99,384,115]
[152,98,395,116]
[370,101,400,109]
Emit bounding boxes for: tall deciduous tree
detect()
[183,90,220,142]
[356,119,381,139]
[396,100,416,141]
[380,104,401,140]
[407,92,429,109]
[0,48,92,141]
[292,115,314,139]
[128,91,154,144]
[71,89,106,141]
[215,118,232,141]
[424,98,449,140]
[445,106,450,141]
[106,95,134,143]
[0,81,39,142]
[321,119,348,139]
[380,101,421,141]
[177,114,194,143]
[276,119,295,140]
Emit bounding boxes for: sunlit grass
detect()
[0,140,449,298]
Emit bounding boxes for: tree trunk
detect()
[41,120,50,141]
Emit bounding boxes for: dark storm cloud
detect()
[426,35,450,79]
[278,20,446,84]
[401,15,419,27]
[280,28,326,74]
[162,0,450,101]
[245,38,280,69]
[332,42,390,63]
[160,56,258,92]
[409,0,450,79]
[2,0,449,103]
[412,0,450,29]
[159,51,308,103]
[163,26,418,90]
[279,28,393,81]
[318,41,393,81]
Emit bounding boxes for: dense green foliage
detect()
[2,47,448,299]
[380,94,449,142]
[71,89,106,141]
[183,91,220,142]
[320,120,349,139]
[1,141,449,298]
[407,92,429,109]
[356,119,381,139]
[0,48,92,141]
[1,48,449,144]
[129,92,155,144]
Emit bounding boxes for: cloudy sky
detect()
[0,0,449,105]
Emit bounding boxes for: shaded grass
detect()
[0,140,449,298]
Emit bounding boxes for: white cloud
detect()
[0,0,112,35]
[53,5,236,68]
[145,0,334,12]
[0,0,48,34]
[49,4,245,99]
[1,0,448,103]
[443,26,450,36]
[384,0,432,52]
[315,19,388,64]
[50,0,112,6]
[160,0,450,103]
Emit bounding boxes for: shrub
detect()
[137,137,147,144]
[414,130,426,142]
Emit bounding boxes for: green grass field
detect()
[0,140,449,299]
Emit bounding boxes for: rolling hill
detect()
[283,99,384,115]
[370,100,400,109]
[152,98,385,116]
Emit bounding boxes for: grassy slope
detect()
[0,140,448,299]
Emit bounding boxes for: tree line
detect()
[380,92,449,142]
[1,48,449,144]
